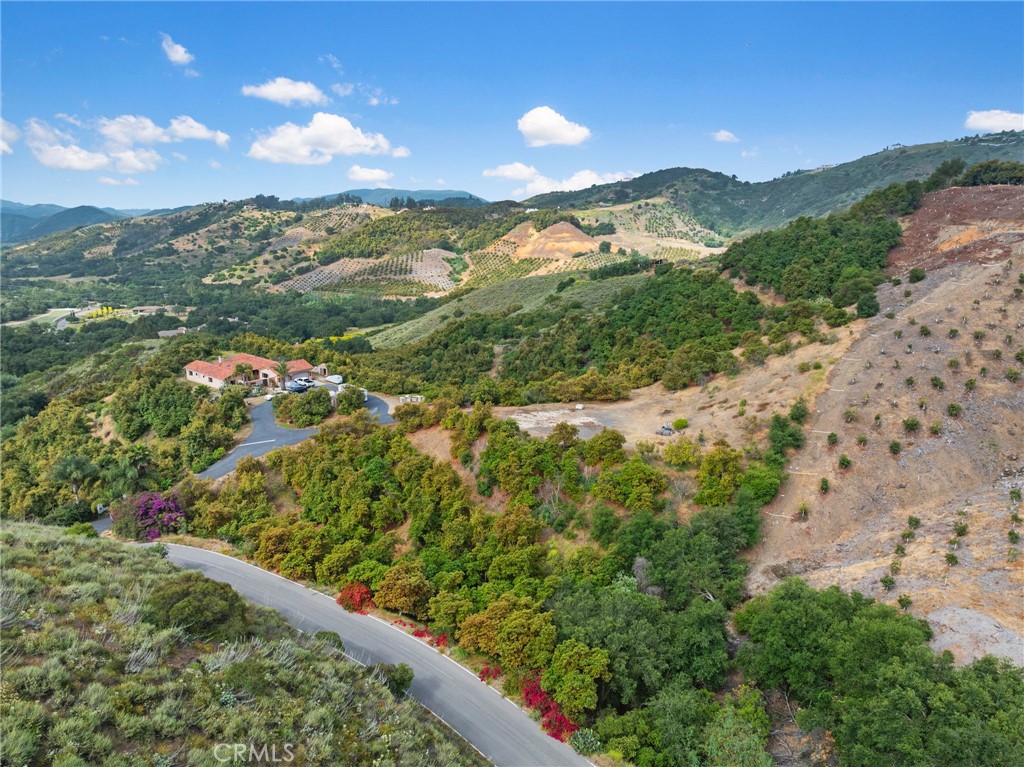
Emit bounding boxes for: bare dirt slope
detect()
[889,185,1024,271]
[748,254,1024,665]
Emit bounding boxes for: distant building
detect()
[157,326,188,338]
[184,353,312,389]
[399,394,425,404]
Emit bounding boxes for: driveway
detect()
[197,400,318,480]
[160,545,590,767]
[197,392,393,480]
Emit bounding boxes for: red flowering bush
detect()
[478,665,502,683]
[335,582,374,613]
[521,673,578,741]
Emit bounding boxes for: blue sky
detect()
[1,2,1022,208]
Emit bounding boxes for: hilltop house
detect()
[184,353,312,390]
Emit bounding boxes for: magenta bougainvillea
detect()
[111,492,184,541]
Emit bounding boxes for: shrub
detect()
[905,376,915,387]
[930,376,945,390]
[1007,367,1022,383]
[909,267,926,283]
[1011,488,1022,503]
[889,441,902,455]
[954,521,969,537]
[880,575,895,591]
[827,432,838,446]
[788,397,808,424]
[947,403,962,417]
[902,417,921,433]
[949,328,959,339]
[929,421,942,435]
[838,454,851,470]
[672,418,689,430]
[856,434,868,446]
[945,552,959,566]
[898,595,913,610]
[371,662,414,697]
[143,571,246,639]
[919,325,931,337]
[65,522,98,538]
[819,478,830,494]
[336,582,375,613]
[965,378,977,392]
[908,516,922,529]
[111,493,184,542]
[570,728,601,755]
[1010,530,1021,544]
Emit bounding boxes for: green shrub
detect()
[908,267,926,283]
[672,418,689,430]
[143,571,246,639]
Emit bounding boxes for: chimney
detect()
[218,356,223,363]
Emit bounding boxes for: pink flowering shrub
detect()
[521,673,579,741]
[111,492,184,541]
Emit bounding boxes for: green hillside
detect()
[1,205,123,244]
[527,131,1024,235]
[0,522,486,767]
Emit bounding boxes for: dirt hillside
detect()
[748,188,1024,665]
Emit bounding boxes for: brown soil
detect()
[747,254,1024,665]
[505,221,598,261]
[406,426,506,511]
[888,186,1024,272]
[493,331,856,451]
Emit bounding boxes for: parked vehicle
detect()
[292,376,315,388]
[285,381,309,393]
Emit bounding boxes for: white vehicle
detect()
[292,376,315,388]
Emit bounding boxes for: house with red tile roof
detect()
[184,353,312,390]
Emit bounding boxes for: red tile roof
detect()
[184,353,312,382]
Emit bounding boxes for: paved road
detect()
[162,544,589,767]
[197,392,393,480]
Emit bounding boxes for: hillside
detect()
[336,188,489,207]
[0,205,123,244]
[0,522,487,767]
[527,131,1024,235]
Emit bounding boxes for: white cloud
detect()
[1,118,21,155]
[241,77,329,107]
[98,176,140,186]
[347,164,393,187]
[435,178,446,185]
[483,161,541,181]
[98,115,167,147]
[520,169,636,197]
[55,113,83,127]
[111,148,163,173]
[331,82,354,97]
[209,159,222,170]
[247,112,392,165]
[184,68,200,78]
[517,106,591,147]
[171,152,188,161]
[391,145,411,158]
[741,147,760,159]
[362,85,398,106]
[320,53,344,73]
[713,129,739,143]
[168,115,229,147]
[25,118,109,170]
[160,33,194,66]
[97,114,229,149]
[484,160,636,197]
[964,109,1024,133]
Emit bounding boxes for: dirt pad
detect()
[888,186,1024,272]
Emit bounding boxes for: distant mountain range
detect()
[4,132,1020,246]
[526,131,1024,234]
[0,204,130,245]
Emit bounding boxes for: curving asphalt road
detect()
[162,544,590,767]
[197,392,394,480]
